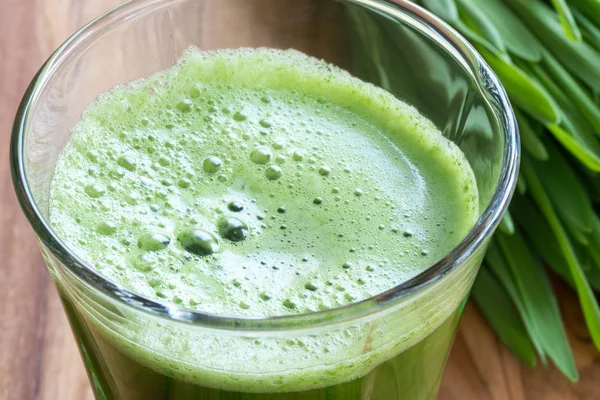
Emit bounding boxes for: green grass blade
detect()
[550,0,582,41]
[478,47,559,124]
[486,242,547,363]
[472,266,538,367]
[506,0,600,92]
[540,48,600,133]
[526,61,595,141]
[580,170,600,203]
[547,124,600,171]
[525,61,600,167]
[516,110,549,160]
[569,0,600,28]
[469,0,542,61]
[510,195,574,288]
[496,229,577,381]
[572,8,600,53]
[499,210,515,235]
[571,237,600,292]
[454,21,506,57]
[581,215,600,291]
[530,138,593,242]
[421,0,459,23]
[523,156,600,353]
[512,192,600,290]
[588,175,600,203]
[517,170,527,195]
[455,0,506,54]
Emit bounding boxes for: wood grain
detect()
[0,1,599,399]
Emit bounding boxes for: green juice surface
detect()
[49,48,479,395]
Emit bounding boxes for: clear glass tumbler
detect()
[11,0,519,399]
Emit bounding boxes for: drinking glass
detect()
[11,0,519,399]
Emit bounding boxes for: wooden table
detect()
[1,1,599,399]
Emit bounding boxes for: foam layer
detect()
[49,47,479,392]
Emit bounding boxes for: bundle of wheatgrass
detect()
[348,0,600,381]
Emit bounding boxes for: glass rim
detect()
[10,0,520,331]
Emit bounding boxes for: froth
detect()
[49,47,479,392]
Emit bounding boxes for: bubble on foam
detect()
[292,150,304,161]
[217,216,249,242]
[84,183,105,198]
[176,99,193,113]
[86,150,99,163]
[250,147,271,164]
[178,228,219,255]
[138,232,171,251]
[272,140,284,150]
[178,178,191,188]
[203,156,222,173]
[265,165,282,180]
[227,201,244,212]
[96,221,117,236]
[318,166,331,176]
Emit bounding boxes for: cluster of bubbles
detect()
[136,214,247,256]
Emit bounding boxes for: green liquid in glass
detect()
[50,48,478,399]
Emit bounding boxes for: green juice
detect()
[49,48,479,399]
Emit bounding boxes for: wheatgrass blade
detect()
[472,266,538,367]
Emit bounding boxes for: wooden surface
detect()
[1,1,599,399]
